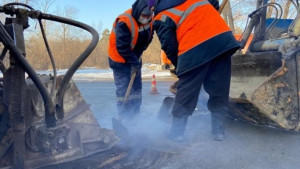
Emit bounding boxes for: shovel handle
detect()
[218,0,229,14]
[120,57,142,117]
[114,72,136,135]
[122,72,137,106]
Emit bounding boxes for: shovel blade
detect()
[112,117,129,139]
[157,96,175,123]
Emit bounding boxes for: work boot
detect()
[167,116,188,142]
[211,115,225,141]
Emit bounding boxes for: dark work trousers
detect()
[172,52,233,119]
[112,67,142,118]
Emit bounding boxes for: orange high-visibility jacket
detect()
[154,0,240,75]
[108,9,152,63]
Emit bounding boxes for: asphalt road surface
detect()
[46,80,300,169]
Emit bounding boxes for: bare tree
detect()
[267,0,275,18]
[222,0,235,33]
[283,1,292,19]
[32,0,55,35]
[51,5,80,68]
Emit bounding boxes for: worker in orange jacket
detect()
[153,0,240,142]
[108,0,154,120]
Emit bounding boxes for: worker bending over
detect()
[153,0,240,141]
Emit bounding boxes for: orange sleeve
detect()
[161,50,172,64]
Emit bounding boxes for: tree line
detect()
[0,0,297,70]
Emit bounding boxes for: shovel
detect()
[157,79,177,123]
[157,96,175,123]
[112,71,137,139]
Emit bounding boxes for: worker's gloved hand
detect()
[131,65,140,76]
[169,69,176,75]
[169,80,179,95]
[162,63,169,70]
[169,69,177,76]
[169,69,177,78]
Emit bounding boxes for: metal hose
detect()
[37,12,99,119]
[0,4,99,123]
[0,22,56,127]
[38,19,57,105]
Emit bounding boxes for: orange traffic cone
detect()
[150,74,159,94]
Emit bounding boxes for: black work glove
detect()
[163,63,171,70]
[131,65,140,76]
[169,69,176,75]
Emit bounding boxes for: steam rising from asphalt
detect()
[107,90,212,169]
[77,81,214,167]
[115,88,210,155]
[118,111,171,147]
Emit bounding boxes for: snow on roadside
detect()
[37,64,174,81]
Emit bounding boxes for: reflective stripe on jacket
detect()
[108,9,152,63]
[154,0,230,56]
